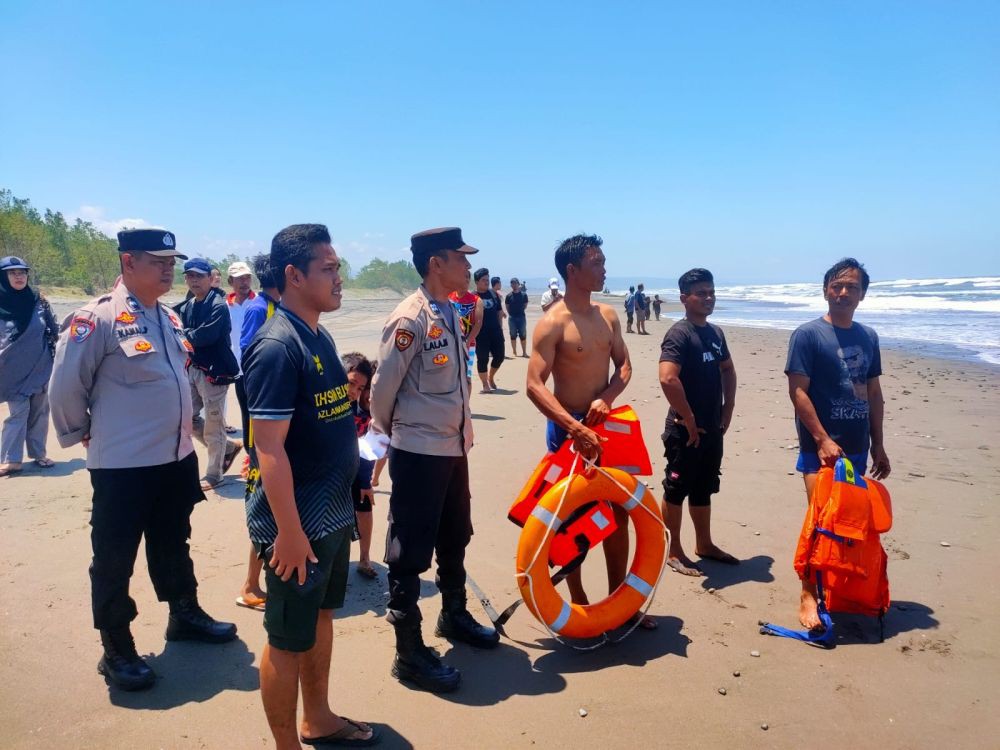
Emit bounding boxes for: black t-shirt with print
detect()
[478,290,503,335]
[243,307,358,544]
[659,320,730,436]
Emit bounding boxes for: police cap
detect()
[117,228,188,259]
[410,227,478,265]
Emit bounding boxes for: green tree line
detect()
[0,189,121,293]
[1,189,421,294]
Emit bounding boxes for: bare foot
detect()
[696,545,740,565]
[630,613,658,630]
[667,556,703,576]
[488,379,498,390]
[799,588,823,630]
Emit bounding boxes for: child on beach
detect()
[342,351,379,579]
[658,268,738,575]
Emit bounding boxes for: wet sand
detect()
[1,294,998,748]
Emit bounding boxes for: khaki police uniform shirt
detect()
[371,286,473,457]
[49,282,196,470]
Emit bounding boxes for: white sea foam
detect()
[642,275,1000,367]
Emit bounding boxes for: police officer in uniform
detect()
[371,227,499,694]
[49,229,237,691]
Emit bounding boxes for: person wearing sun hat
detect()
[49,228,237,692]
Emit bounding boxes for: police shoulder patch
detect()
[70,317,95,343]
[395,328,415,352]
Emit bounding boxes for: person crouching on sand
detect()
[658,268,738,576]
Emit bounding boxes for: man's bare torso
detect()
[549,301,616,413]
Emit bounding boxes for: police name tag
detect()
[120,337,157,357]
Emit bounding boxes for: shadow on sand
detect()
[335,565,437,620]
[759,600,940,649]
[9,457,87,478]
[699,554,775,591]
[107,637,258,709]
[428,615,689,706]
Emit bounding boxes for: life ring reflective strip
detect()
[516,468,665,639]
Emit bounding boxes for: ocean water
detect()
[623,276,1000,368]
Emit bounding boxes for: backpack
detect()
[624,293,634,312]
[760,457,892,645]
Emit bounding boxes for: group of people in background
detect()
[1,224,892,749]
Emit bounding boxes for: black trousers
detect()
[475,328,505,373]
[384,447,472,622]
[235,376,249,442]
[88,452,204,630]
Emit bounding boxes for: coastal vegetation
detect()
[0,190,421,295]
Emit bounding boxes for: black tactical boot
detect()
[391,616,461,693]
[165,596,238,643]
[98,627,155,691]
[436,590,500,649]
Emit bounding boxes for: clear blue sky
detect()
[2,2,998,283]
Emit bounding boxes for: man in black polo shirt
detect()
[658,268,738,576]
[243,224,377,748]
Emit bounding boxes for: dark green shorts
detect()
[257,527,352,652]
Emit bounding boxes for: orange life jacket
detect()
[508,405,652,567]
[794,458,892,618]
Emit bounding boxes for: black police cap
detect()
[410,227,479,261]
[117,228,188,259]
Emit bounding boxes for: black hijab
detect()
[0,270,40,340]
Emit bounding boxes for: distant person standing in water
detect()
[785,257,890,631]
[0,256,59,477]
[652,294,662,321]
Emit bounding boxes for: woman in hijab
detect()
[0,256,59,477]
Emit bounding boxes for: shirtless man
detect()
[526,234,655,629]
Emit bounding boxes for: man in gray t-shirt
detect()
[785,258,891,632]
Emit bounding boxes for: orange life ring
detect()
[515,468,665,639]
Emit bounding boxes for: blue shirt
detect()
[785,317,882,456]
[239,291,279,355]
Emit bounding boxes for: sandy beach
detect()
[1,294,998,749]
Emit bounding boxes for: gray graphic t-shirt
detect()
[785,317,882,455]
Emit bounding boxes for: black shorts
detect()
[351,477,373,513]
[662,428,723,507]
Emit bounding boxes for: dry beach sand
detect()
[1,293,998,749]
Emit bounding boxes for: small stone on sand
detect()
[761,723,769,731]
[733,670,741,677]
[578,708,588,717]
[708,587,716,594]
[940,541,950,547]
[718,687,727,695]
[750,650,760,657]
